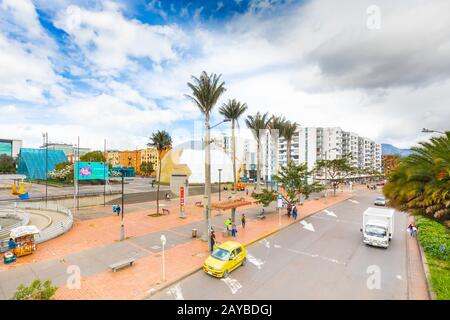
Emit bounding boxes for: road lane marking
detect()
[311,216,360,225]
[151,245,161,250]
[274,244,282,249]
[167,283,184,300]
[348,199,360,204]
[246,253,265,269]
[287,248,346,266]
[259,239,270,248]
[396,275,403,280]
[300,220,315,232]
[221,276,242,294]
[324,209,337,217]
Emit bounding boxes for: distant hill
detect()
[381,144,414,157]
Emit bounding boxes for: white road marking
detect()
[166,283,184,300]
[260,239,270,248]
[348,199,360,204]
[146,288,156,295]
[311,216,360,225]
[246,253,265,269]
[287,248,346,265]
[396,275,403,280]
[324,209,337,217]
[151,245,161,250]
[221,276,243,294]
[274,244,282,249]
[300,220,315,232]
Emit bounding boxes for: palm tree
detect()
[384,131,450,220]
[219,99,248,195]
[245,112,270,192]
[282,121,298,165]
[186,71,226,245]
[148,130,172,215]
[268,115,286,183]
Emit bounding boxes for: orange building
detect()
[382,155,400,177]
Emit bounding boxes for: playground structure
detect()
[1,174,31,199]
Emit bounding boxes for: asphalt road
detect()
[153,189,408,300]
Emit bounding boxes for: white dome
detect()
[160,140,235,184]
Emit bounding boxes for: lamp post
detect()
[218,168,222,201]
[120,168,125,241]
[203,119,230,248]
[160,234,166,281]
[42,132,48,207]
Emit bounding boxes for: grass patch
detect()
[415,215,450,300]
[147,213,163,218]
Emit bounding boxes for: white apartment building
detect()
[279,126,382,173]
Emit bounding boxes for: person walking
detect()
[407,223,413,236]
[112,204,117,215]
[241,213,246,229]
[292,206,298,220]
[225,218,232,236]
[287,204,292,219]
[231,223,238,238]
[210,229,216,252]
[411,224,418,238]
[116,204,121,217]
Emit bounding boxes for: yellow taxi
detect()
[203,241,247,278]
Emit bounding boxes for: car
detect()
[203,241,247,278]
[374,196,386,206]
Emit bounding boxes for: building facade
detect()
[0,139,22,158]
[382,154,400,177]
[41,142,91,163]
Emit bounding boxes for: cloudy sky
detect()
[0,0,449,150]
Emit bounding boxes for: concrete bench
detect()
[162,208,170,215]
[109,258,135,272]
[195,201,203,207]
[256,214,266,220]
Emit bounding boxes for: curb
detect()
[142,193,353,300]
[417,240,436,300]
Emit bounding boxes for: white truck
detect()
[361,207,395,248]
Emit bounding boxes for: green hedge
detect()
[416,216,450,261]
[415,215,450,300]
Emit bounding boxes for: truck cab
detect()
[361,207,394,248]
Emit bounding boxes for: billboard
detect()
[0,141,12,157]
[75,162,109,180]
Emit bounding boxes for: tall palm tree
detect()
[245,112,270,193]
[268,115,286,183]
[219,99,248,195]
[148,130,172,215]
[186,71,226,245]
[282,121,298,165]
[384,131,450,220]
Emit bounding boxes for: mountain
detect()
[381,144,414,157]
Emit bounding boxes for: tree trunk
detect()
[287,139,292,165]
[256,137,261,193]
[204,114,212,247]
[156,153,162,214]
[232,120,237,223]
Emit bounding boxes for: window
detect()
[236,247,242,255]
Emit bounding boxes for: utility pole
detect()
[43,132,48,207]
[104,138,106,206]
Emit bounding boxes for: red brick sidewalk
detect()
[406,216,431,300]
[54,192,353,300]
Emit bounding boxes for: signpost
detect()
[277,194,283,226]
[179,186,186,218]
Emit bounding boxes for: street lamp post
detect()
[120,169,125,241]
[422,128,445,134]
[218,168,222,201]
[160,234,166,281]
[203,119,230,248]
[42,132,48,207]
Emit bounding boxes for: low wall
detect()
[26,192,123,209]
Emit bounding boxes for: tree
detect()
[0,154,16,174]
[140,161,155,177]
[252,188,277,207]
[219,99,248,224]
[11,279,58,300]
[281,121,298,165]
[245,112,270,193]
[186,71,226,243]
[268,115,286,182]
[80,151,106,162]
[316,156,354,196]
[383,132,450,220]
[148,130,172,215]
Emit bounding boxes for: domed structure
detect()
[159,140,236,184]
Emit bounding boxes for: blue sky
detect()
[0,0,449,150]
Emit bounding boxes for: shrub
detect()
[416,215,450,261]
[11,279,58,300]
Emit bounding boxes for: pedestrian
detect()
[246,189,249,196]
[407,223,413,236]
[241,213,246,229]
[412,224,418,238]
[116,204,121,217]
[287,204,292,219]
[231,223,238,238]
[225,217,232,235]
[292,206,298,220]
[210,229,216,252]
[112,204,117,214]
[165,193,170,201]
